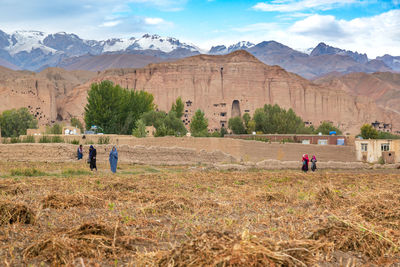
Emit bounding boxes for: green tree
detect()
[247,120,256,134]
[171,97,184,119]
[47,123,63,134]
[253,104,309,134]
[132,119,147,138]
[84,81,154,134]
[228,116,246,134]
[0,108,38,137]
[242,113,251,127]
[190,109,209,137]
[315,121,342,135]
[70,117,84,133]
[360,124,378,139]
[141,110,167,129]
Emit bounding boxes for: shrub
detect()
[10,168,45,177]
[1,138,10,144]
[21,135,35,143]
[378,156,385,165]
[98,136,110,144]
[39,136,51,143]
[132,119,147,138]
[70,139,80,145]
[0,107,38,137]
[51,136,64,143]
[10,137,21,143]
[62,169,91,176]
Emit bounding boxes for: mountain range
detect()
[0,29,399,79]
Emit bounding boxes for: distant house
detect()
[355,139,400,163]
[371,121,392,133]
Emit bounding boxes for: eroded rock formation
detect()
[62,50,399,134]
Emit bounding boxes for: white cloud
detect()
[253,0,359,12]
[100,20,122,27]
[144,17,165,25]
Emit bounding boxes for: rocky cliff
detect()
[0,67,95,124]
[60,51,399,134]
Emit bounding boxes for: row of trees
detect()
[360,124,400,139]
[228,104,343,135]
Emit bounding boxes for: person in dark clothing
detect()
[311,155,317,172]
[89,145,97,171]
[77,145,83,160]
[301,154,309,172]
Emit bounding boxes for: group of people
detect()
[301,154,317,172]
[77,145,118,173]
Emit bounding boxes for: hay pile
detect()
[315,186,347,208]
[0,201,34,225]
[0,184,24,195]
[158,230,329,266]
[311,216,399,260]
[358,198,400,226]
[42,193,102,209]
[24,222,155,264]
[255,191,289,203]
[144,197,194,215]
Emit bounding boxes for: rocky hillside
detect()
[60,51,399,134]
[1,51,399,133]
[314,72,400,117]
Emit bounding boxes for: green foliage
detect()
[70,117,84,133]
[220,127,228,137]
[62,169,91,176]
[141,110,167,128]
[171,97,184,119]
[242,113,251,127]
[377,131,400,139]
[190,109,209,137]
[39,136,51,143]
[378,156,385,165]
[253,104,309,134]
[51,135,64,143]
[247,120,256,134]
[46,123,63,134]
[360,124,379,139]
[10,168,45,177]
[1,138,10,144]
[21,135,35,143]
[210,131,222,137]
[133,119,147,138]
[155,111,187,137]
[10,137,21,143]
[228,116,246,134]
[0,108,38,137]
[84,80,154,134]
[315,121,342,135]
[70,139,80,145]
[98,136,110,144]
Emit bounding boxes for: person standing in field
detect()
[302,154,309,172]
[77,144,83,160]
[109,146,118,173]
[89,145,97,171]
[311,155,317,172]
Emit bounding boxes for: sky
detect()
[0,0,399,58]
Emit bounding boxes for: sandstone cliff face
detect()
[0,67,95,124]
[62,51,399,134]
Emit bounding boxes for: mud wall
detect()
[1,136,357,163]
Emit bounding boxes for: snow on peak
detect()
[102,38,136,52]
[131,34,199,53]
[6,30,56,55]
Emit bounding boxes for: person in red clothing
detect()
[302,154,309,172]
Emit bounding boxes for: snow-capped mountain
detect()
[0,30,202,70]
[208,41,255,55]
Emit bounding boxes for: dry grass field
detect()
[0,161,399,266]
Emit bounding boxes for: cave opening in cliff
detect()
[231,100,241,118]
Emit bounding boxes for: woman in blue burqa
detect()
[109,146,118,173]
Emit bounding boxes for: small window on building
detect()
[381,143,390,151]
[220,112,226,117]
[318,139,328,145]
[244,110,250,113]
[361,143,368,152]
[186,100,192,107]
